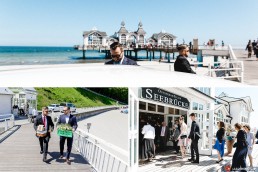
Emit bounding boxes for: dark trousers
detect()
[231,146,248,171]
[60,136,73,159]
[141,139,155,159]
[172,140,179,153]
[160,136,167,152]
[190,139,199,161]
[39,136,50,158]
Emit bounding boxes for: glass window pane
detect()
[175,109,179,115]
[139,101,146,110]
[169,108,174,114]
[199,104,203,110]
[157,105,164,113]
[193,102,198,110]
[148,103,156,112]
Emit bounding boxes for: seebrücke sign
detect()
[141,88,190,109]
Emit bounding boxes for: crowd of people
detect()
[246,39,258,60]
[140,113,258,171]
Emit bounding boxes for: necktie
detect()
[43,116,46,127]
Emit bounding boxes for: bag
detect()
[180,135,187,139]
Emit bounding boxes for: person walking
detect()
[246,40,253,58]
[141,121,155,161]
[160,122,169,152]
[231,123,248,171]
[252,40,257,55]
[174,44,196,74]
[178,117,188,159]
[188,113,200,163]
[57,106,78,165]
[243,125,255,168]
[225,125,236,156]
[213,121,225,163]
[34,107,54,162]
[255,44,258,61]
[171,124,180,154]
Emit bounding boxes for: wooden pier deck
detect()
[0,123,94,172]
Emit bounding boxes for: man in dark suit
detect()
[160,121,169,152]
[34,107,54,162]
[174,44,196,74]
[188,113,200,163]
[105,42,138,65]
[57,106,78,165]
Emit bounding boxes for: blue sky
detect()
[216,87,258,130]
[0,0,257,46]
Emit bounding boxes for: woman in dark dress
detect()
[213,121,225,163]
[231,123,248,171]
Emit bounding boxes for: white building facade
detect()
[0,88,14,115]
[216,93,253,126]
[83,28,108,48]
[9,87,38,115]
[128,87,215,171]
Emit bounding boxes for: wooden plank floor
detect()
[139,145,258,172]
[0,123,94,172]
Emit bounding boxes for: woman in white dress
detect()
[178,117,188,158]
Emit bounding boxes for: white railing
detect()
[0,114,15,135]
[198,45,229,50]
[197,61,243,83]
[73,128,128,172]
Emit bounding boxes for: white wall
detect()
[0,95,12,115]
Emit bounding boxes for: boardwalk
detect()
[0,123,94,172]
[234,50,258,85]
[138,145,258,172]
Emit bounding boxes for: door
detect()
[128,88,139,172]
[187,110,214,156]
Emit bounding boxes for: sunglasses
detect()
[111,53,122,59]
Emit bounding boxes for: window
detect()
[199,104,203,110]
[193,102,198,110]
[175,109,179,115]
[169,108,174,114]
[157,105,164,113]
[139,101,146,110]
[148,103,156,112]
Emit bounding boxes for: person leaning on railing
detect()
[174,44,196,74]
[105,42,138,65]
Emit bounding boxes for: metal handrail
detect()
[0,114,15,135]
[73,129,128,172]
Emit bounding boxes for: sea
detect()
[0,46,182,66]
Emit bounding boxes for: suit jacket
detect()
[174,55,196,74]
[57,114,78,131]
[160,126,169,141]
[34,115,54,137]
[188,121,200,140]
[105,56,138,65]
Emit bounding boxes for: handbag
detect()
[180,135,187,139]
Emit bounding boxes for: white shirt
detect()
[142,124,155,139]
[65,116,69,124]
[161,126,166,136]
